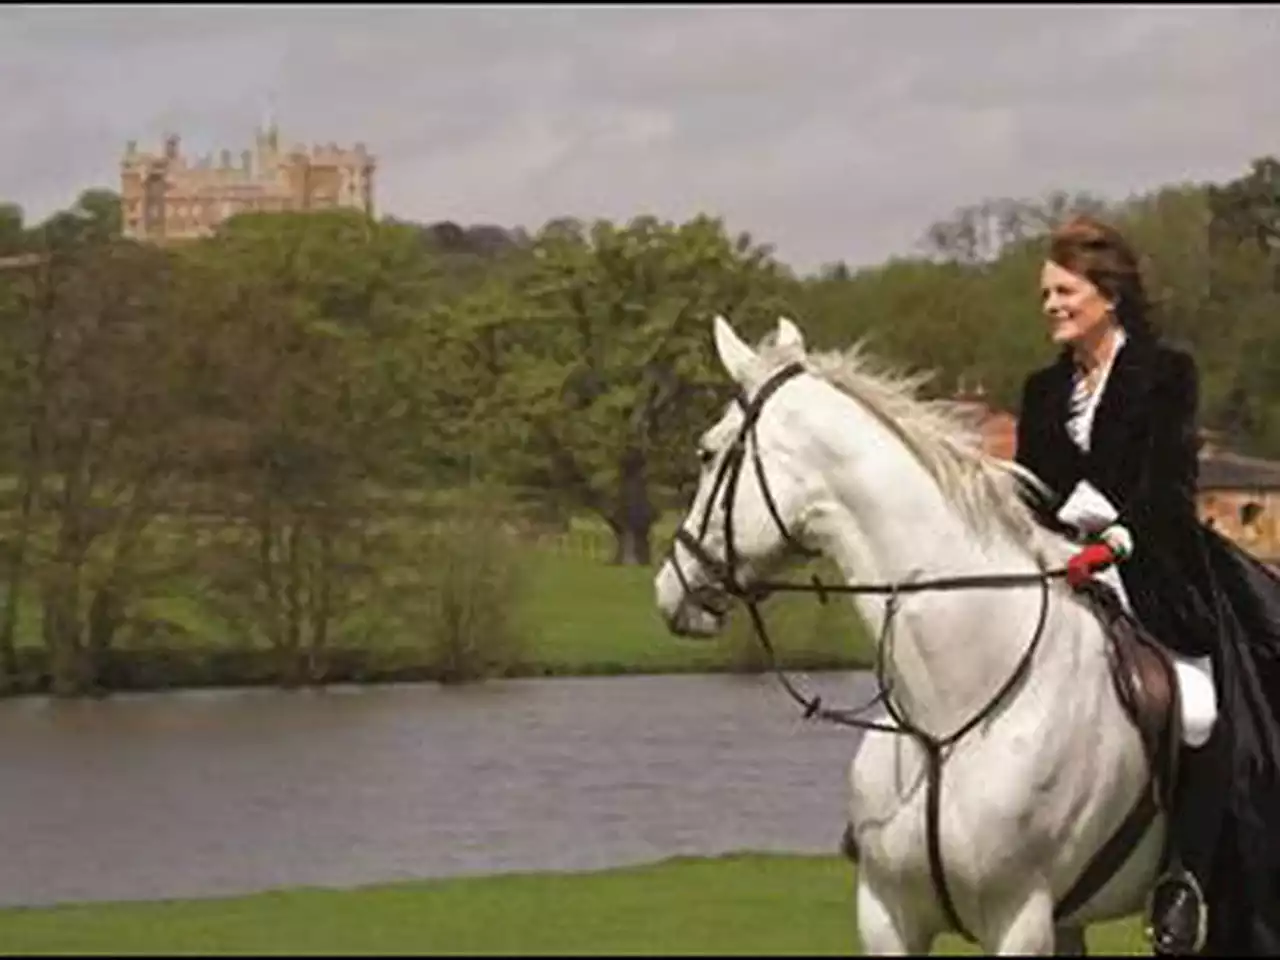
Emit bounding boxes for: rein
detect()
[667,361,1068,740]
[665,360,1072,942]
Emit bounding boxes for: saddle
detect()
[1075,579,1184,810]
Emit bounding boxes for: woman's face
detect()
[1039,259,1117,348]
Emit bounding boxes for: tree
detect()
[479,214,799,565]
[33,188,123,251]
[1208,157,1280,265]
[178,209,460,683]
[0,237,214,694]
[1114,183,1215,351]
[921,191,1111,265]
[0,203,25,256]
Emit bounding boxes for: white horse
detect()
[653,314,1185,955]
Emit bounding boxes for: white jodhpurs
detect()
[1092,565,1219,748]
[1169,651,1218,748]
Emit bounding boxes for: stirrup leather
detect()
[1144,867,1208,955]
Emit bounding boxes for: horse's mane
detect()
[755,333,1050,550]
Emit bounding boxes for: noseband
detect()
[663,360,1072,943]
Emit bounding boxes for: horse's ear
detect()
[713,314,757,385]
[775,316,805,354]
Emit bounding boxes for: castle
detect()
[119,122,376,243]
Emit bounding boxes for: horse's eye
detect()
[697,447,715,466]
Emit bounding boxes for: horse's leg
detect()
[1053,924,1088,956]
[990,889,1056,955]
[856,873,932,955]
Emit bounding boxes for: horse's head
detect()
[654,314,823,638]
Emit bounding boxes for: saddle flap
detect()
[1076,580,1183,806]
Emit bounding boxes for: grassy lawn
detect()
[0,854,1148,955]
[516,551,873,676]
[518,549,731,673]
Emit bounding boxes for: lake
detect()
[1,671,876,908]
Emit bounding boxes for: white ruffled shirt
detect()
[1055,329,1128,539]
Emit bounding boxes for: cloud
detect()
[1,5,1276,271]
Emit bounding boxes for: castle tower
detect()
[255,117,280,178]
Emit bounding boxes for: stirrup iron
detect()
[1144,867,1208,955]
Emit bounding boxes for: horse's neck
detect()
[801,389,1073,733]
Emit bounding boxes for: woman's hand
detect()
[1065,524,1133,588]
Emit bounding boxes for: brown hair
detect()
[1047,215,1155,342]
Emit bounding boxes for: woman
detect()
[1013,215,1280,955]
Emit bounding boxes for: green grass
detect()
[0,854,1148,955]
[518,550,872,675]
[519,550,728,673]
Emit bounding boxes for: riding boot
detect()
[1147,736,1226,956]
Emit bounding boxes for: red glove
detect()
[1066,542,1118,589]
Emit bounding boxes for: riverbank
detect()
[1,642,866,695]
[0,853,1145,955]
[6,552,876,696]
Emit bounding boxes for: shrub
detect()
[416,488,530,684]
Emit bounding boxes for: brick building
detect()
[952,388,1018,460]
[119,122,375,243]
[1195,439,1280,560]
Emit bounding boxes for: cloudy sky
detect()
[3,4,1277,271]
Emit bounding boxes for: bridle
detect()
[669,361,819,618]
[663,359,1073,941]
[665,359,1068,736]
